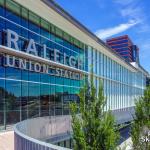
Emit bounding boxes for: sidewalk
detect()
[0,131,14,150]
[118,137,132,150]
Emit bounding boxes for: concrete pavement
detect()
[0,131,14,150]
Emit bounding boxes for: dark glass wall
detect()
[0,0,84,130]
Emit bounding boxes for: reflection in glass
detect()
[28,83,40,118]
[0,79,5,129]
[55,86,63,115]
[5,80,21,125]
[21,82,28,120]
[40,84,50,116]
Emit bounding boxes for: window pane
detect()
[5,80,21,126]
[55,86,63,115]
[21,82,28,121]
[28,83,40,118]
[0,79,5,129]
[40,84,50,116]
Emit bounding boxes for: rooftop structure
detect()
[106,35,139,63]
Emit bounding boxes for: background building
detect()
[106,35,139,63]
[0,0,149,131]
[146,76,150,86]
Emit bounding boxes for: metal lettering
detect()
[78,58,82,69]
[29,61,33,71]
[64,53,67,65]
[19,58,27,69]
[64,70,69,78]
[42,64,49,74]
[26,39,37,56]
[54,49,60,62]
[35,62,41,72]
[55,68,60,76]
[69,56,76,67]
[5,29,83,70]
[5,55,15,67]
[43,44,47,59]
[7,29,19,50]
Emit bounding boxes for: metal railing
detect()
[14,115,72,150]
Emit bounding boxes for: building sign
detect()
[6,29,83,69]
[0,29,84,80]
[2,54,82,80]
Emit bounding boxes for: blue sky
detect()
[55,0,150,73]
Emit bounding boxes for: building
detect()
[146,76,150,86]
[106,35,139,63]
[0,0,149,131]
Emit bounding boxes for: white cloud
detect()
[113,0,150,72]
[121,6,140,17]
[114,0,150,33]
[120,6,145,23]
[95,20,138,39]
[114,0,144,22]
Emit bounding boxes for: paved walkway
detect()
[118,137,132,150]
[0,131,14,150]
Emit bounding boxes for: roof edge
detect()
[41,0,148,73]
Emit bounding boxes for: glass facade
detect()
[0,0,147,130]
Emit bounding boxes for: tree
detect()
[131,86,150,150]
[70,72,119,150]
